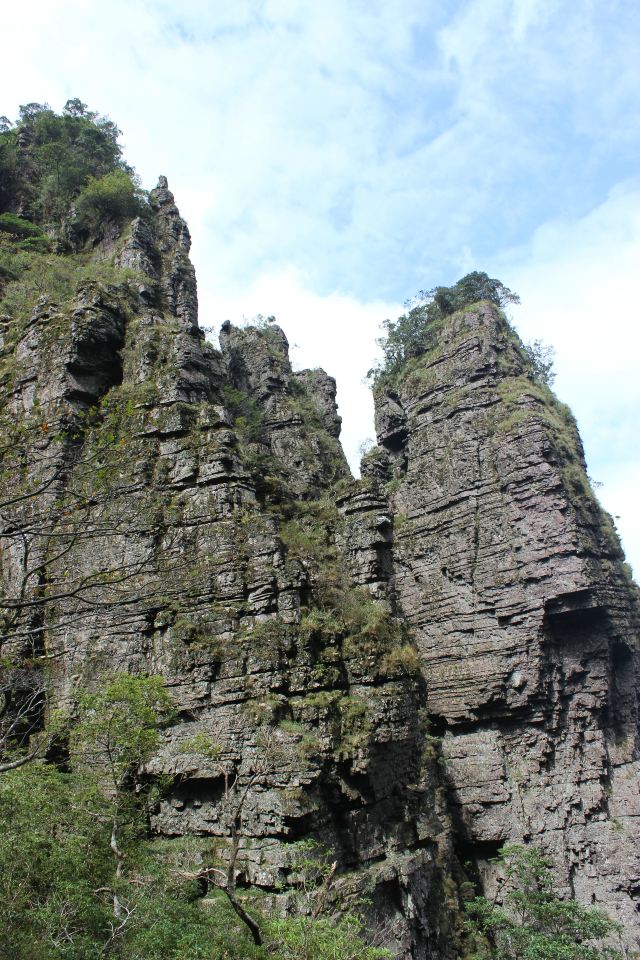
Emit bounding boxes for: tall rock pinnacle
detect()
[374,301,640,944]
[1,122,637,953]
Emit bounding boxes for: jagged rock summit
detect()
[1,162,638,957]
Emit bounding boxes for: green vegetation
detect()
[0,240,140,334]
[75,169,145,233]
[0,99,142,230]
[0,763,115,959]
[0,101,145,388]
[0,761,266,959]
[493,378,574,439]
[370,272,520,383]
[267,915,389,960]
[222,385,266,444]
[264,840,390,959]
[69,674,175,789]
[521,339,556,387]
[465,845,622,960]
[0,212,49,253]
[336,695,371,759]
[380,642,421,676]
[0,674,393,959]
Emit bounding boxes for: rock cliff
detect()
[1,179,460,958]
[1,172,638,955]
[374,303,640,945]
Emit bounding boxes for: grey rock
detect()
[375,303,640,947]
[3,175,638,958]
[0,183,458,958]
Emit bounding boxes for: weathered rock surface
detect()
[2,176,639,956]
[374,303,640,944]
[0,180,458,959]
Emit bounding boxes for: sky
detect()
[2,0,639,575]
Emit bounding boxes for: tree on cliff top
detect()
[370,271,520,382]
[0,99,142,229]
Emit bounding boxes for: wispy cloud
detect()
[7,1,638,299]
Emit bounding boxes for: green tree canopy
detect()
[69,674,175,791]
[0,100,139,228]
[371,271,520,382]
[1,677,394,959]
[0,763,113,959]
[465,845,622,960]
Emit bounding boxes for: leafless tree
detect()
[176,759,270,945]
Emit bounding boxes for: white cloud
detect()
[6,0,639,304]
[495,181,640,577]
[198,175,640,581]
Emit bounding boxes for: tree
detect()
[173,734,392,959]
[371,271,520,381]
[265,840,392,960]
[0,679,240,960]
[465,845,623,960]
[62,99,95,120]
[0,762,114,959]
[175,743,273,946]
[0,102,133,226]
[523,339,556,386]
[426,272,520,316]
[0,660,47,772]
[68,675,175,921]
[1,702,395,959]
[75,170,145,232]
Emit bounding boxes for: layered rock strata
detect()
[2,175,638,956]
[374,303,640,944]
[0,180,458,959]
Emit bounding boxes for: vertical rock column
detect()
[374,303,640,943]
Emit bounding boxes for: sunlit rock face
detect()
[374,302,640,946]
[2,169,638,957]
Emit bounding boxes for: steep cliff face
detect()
[374,303,640,943]
[2,161,639,956]
[1,179,460,958]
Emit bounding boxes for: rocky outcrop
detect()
[2,172,638,956]
[0,180,459,959]
[374,303,640,944]
[218,321,350,498]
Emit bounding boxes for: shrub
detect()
[0,213,45,239]
[0,214,50,255]
[75,169,145,231]
[522,338,556,386]
[266,915,391,960]
[0,101,135,228]
[465,845,622,960]
[0,764,114,956]
[380,643,422,676]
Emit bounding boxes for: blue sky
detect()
[3,0,639,574]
